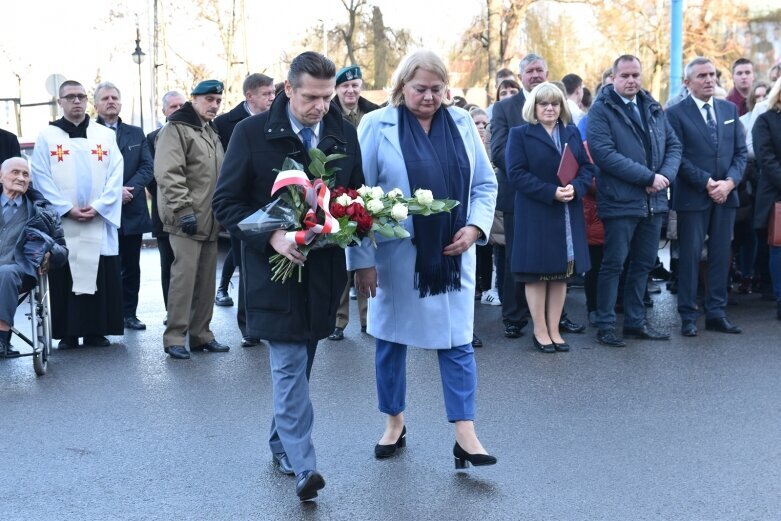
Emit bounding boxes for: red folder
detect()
[556,143,578,186]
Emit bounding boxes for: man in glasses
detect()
[587,55,682,347]
[212,73,275,348]
[30,80,125,350]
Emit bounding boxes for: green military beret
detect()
[335,66,362,86]
[192,80,224,96]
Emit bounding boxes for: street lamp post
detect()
[131,26,146,130]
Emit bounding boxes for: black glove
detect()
[179,214,198,236]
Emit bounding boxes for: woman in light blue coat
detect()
[347,50,498,468]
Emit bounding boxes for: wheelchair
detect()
[5,274,53,376]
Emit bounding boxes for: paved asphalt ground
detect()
[2,243,780,520]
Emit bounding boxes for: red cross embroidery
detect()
[50,145,70,162]
[91,144,109,161]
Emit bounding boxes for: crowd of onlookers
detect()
[456,55,781,350]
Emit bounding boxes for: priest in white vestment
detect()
[31,80,124,349]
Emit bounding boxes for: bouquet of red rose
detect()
[238,149,458,283]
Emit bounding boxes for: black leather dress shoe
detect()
[214,288,234,307]
[192,339,230,352]
[559,316,586,334]
[503,319,527,338]
[597,329,626,347]
[705,317,742,334]
[553,341,570,352]
[0,338,20,357]
[622,325,670,340]
[296,470,325,501]
[681,321,698,337]
[471,334,483,348]
[328,327,345,341]
[272,452,295,476]
[124,316,146,330]
[241,336,260,347]
[84,336,111,347]
[167,345,190,359]
[533,335,556,353]
[58,336,79,350]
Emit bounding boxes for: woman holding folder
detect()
[506,82,595,352]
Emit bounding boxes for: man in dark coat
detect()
[1,157,68,356]
[491,53,584,338]
[667,57,747,337]
[146,91,186,317]
[212,73,275,347]
[327,64,378,341]
[587,55,682,347]
[94,81,154,331]
[213,52,364,502]
[0,128,21,164]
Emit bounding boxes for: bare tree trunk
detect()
[372,6,388,89]
[487,0,502,98]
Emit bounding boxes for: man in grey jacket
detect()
[586,55,682,347]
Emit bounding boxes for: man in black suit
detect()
[0,128,21,164]
[212,73,275,347]
[491,53,584,338]
[146,91,186,319]
[94,82,154,331]
[667,57,747,336]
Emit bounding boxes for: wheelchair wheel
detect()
[33,276,52,377]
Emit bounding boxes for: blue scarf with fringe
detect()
[398,105,469,297]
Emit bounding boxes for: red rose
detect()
[347,188,359,199]
[330,202,346,218]
[350,204,373,233]
[331,186,347,199]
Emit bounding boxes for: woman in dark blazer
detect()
[752,77,781,320]
[506,82,595,352]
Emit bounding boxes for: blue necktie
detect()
[300,127,314,153]
[629,101,643,130]
[703,103,718,145]
[2,201,17,222]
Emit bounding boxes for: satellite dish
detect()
[45,73,67,97]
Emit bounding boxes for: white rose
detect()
[391,203,409,221]
[366,199,384,214]
[335,194,352,207]
[370,186,385,199]
[357,185,371,197]
[353,196,365,207]
[415,189,434,206]
[387,188,403,199]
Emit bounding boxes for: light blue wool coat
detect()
[347,106,497,349]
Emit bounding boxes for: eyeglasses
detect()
[536,101,561,107]
[61,94,88,102]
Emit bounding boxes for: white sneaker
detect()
[480,290,501,306]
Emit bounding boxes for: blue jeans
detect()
[596,215,662,330]
[770,245,781,302]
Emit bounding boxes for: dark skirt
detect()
[514,260,576,283]
[49,255,124,339]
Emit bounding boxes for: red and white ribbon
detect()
[271,170,340,245]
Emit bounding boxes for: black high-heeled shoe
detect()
[453,442,497,469]
[374,426,406,459]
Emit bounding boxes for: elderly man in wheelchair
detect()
[0,157,67,358]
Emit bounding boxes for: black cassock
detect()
[49,255,123,339]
